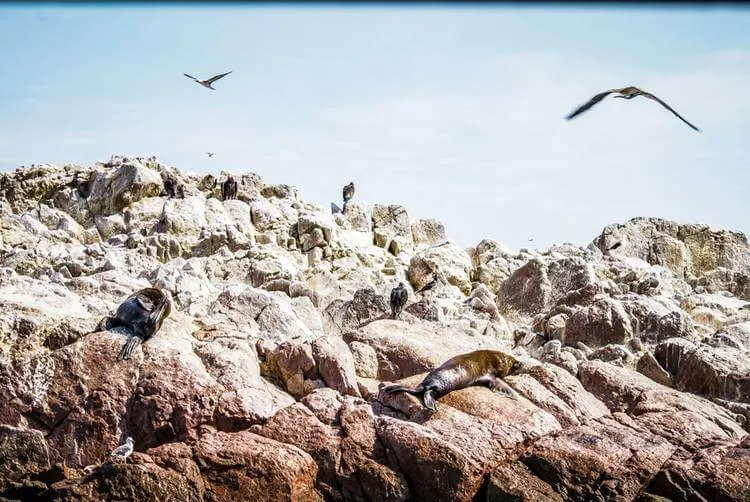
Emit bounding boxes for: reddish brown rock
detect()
[0,425,50,483]
[337,402,410,502]
[312,336,361,398]
[258,403,343,500]
[646,440,750,501]
[376,415,485,502]
[520,417,677,501]
[193,428,323,501]
[481,461,563,502]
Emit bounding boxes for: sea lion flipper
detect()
[485,377,518,400]
[135,295,155,312]
[117,336,143,361]
[422,389,438,412]
[383,384,410,395]
[144,297,169,337]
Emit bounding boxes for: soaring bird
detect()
[206,152,215,158]
[390,282,408,320]
[565,86,701,132]
[110,437,134,463]
[342,182,355,212]
[183,71,232,90]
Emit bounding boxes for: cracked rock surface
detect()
[1,159,749,501]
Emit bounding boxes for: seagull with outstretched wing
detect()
[183,71,233,90]
[565,86,701,132]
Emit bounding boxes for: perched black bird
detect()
[163,176,176,198]
[183,71,232,90]
[416,275,438,294]
[73,172,91,198]
[97,287,172,361]
[222,176,238,201]
[390,282,408,320]
[566,86,701,132]
[342,182,355,212]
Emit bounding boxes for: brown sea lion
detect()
[97,287,172,361]
[383,349,521,412]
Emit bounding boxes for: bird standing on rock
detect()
[183,71,232,90]
[222,175,238,200]
[342,182,355,213]
[110,437,134,463]
[565,86,701,132]
[390,282,408,320]
[416,274,438,294]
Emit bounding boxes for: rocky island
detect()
[0,157,748,501]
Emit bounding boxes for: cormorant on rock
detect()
[416,275,438,294]
[222,176,238,200]
[342,182,355,213]
[163,176,176,198]
[390,282,408,320]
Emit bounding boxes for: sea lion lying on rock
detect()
[97,287,172,361]
[383,349,522,412]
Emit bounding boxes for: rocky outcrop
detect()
[1,160,749,501]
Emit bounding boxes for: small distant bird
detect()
[342,182,355,212]
[110,437,134,463]
[528,238,534,242]
[565,86,701,132]
[183,71,232,90]
[606,242,622,252]
[390,282,408,320]
[206,152,215,158]
[416,275,438,294]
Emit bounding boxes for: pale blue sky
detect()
[1,6,749,250]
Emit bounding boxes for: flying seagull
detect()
[565,86,701,132]
[206,152,215,158]
[183,71,232,90]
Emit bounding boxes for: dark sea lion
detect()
[390,282,407,319]
[383,349,521,412]
[98,287,172,361]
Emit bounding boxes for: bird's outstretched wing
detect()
[640,91,701,132]
[565,89,618,120]
[183,73,199,82]
[206,71,232,84]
